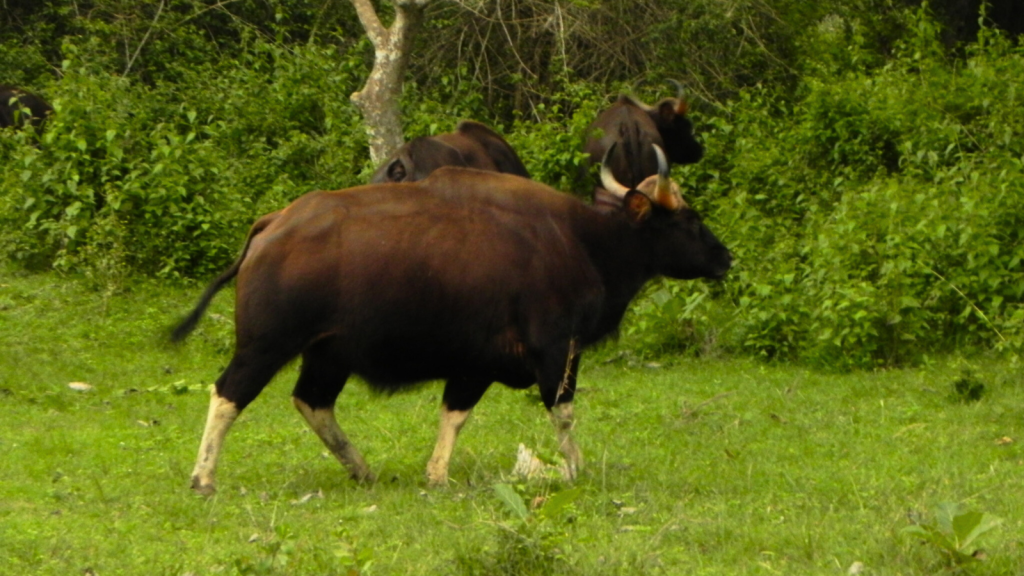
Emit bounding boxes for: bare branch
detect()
[350,0,386,45]
[349,0,432,163]
[123,0,166,77]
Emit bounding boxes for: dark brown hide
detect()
[370,120,530,183]
[584,94,703,188]
[0,85,52,131]
[173,167,730,489]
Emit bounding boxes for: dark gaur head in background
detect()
[659,79,703,165]
[584,80,703,189]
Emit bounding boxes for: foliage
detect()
[1,36,369,280]
[8,0,999,123]
[505,75,604,194]
[457,483,584,575]
[417,0,999,110]
[620,8,1024,367]
[0,0,367,83]
[902,502,1004,568]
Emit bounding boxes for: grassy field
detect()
[1,269,1022,575]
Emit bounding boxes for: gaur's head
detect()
[601,143,730,280]
[647,80,703,166]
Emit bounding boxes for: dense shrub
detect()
[1,38,370,280]
[622,13,1024,367]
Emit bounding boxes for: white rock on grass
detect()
[511,443,571,480]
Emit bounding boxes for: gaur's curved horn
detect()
[600,143,631,198]
[653,145,683,210]
[668,79,685,99]
[668,79,689,115]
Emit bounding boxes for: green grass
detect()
[1,268,1022,575]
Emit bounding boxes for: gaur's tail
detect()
[170,212,280,343]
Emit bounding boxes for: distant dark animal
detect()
[370,120,530,183]
[584,81,702,188]
[0,85,53,132]
[172,145,730,495]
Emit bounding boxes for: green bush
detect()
[620,10,1024,367]
[506,77,604,195]
[1,37,370,280]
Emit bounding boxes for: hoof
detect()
[426,474,450,488]
[562,463,578,482]
[191,476,216,497]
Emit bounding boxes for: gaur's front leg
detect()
[292,342,374,483]
[538,340,583,479]
[293,398,375,483]
[426,378,491,486]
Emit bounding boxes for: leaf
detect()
[902,524,956,553]
[537,487,582,520]
[493,483,529,522]
[651,288,672,307]
[932,502,960,535]
[954,511,1002,551]
[904,503,1003,565]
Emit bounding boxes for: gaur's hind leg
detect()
[192,388,239,496]
[292,339,374,483]
[192,348,293,495]
[537,343,583,480]
[426,377,491,487]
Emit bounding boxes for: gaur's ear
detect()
[658,100,678,121]
[386,158,407,182]
[623,190,652,226]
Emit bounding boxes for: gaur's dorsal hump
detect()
[615,94,652,112]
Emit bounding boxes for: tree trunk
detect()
[349,0,429,165]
